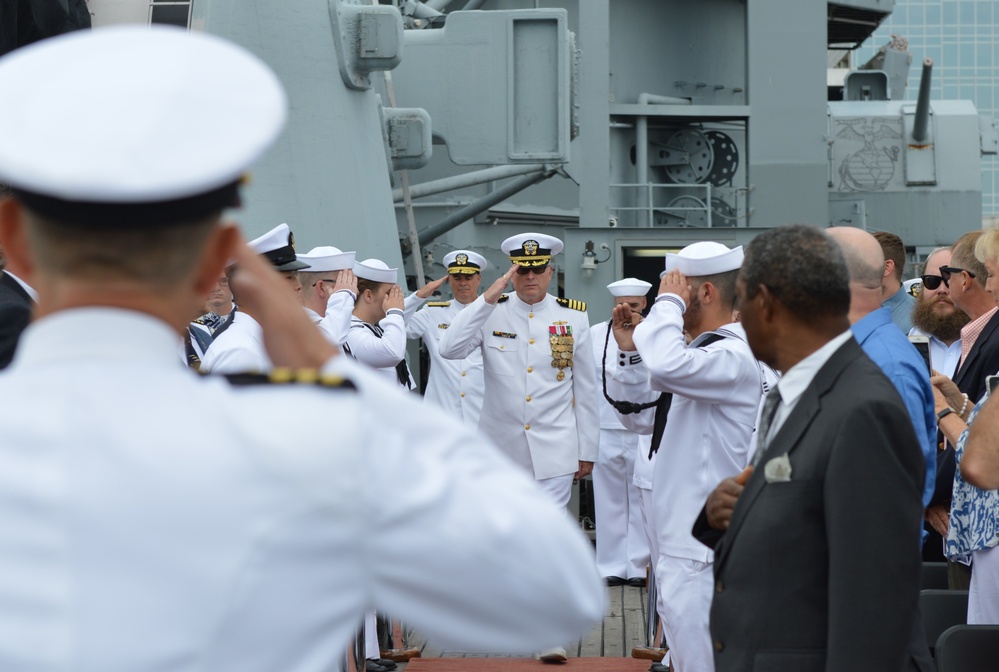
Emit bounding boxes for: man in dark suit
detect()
[924,231,999,578]
[0,247,34,370]
[694,225,928,671]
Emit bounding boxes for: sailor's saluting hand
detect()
[659,269,692,305]
[484,264,519,304]
[611,302,643,351]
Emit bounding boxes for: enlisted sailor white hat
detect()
[607,278,653,297]
[662,242,744,278]
[353,258,398,284]
[298,246,356,273]
[0,25,286,227]
[249,224,310,272]
[443,250,488,275]
[501,232,564,267]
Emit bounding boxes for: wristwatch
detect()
[936,407,956,421]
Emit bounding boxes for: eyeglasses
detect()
[516,265,549,276]
[217,278,229,287]
[920,274,944,291]
[939,266,976,287]
[312,279,336,287]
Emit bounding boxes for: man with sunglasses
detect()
[925,230,999,586]
[909,247,967,380]
[438,232,598,662]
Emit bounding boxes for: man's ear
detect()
[883,259,894,280]
[700,281,716,305]
[756,284,776,324]
[192,222,239,296]
[0,198,34,278]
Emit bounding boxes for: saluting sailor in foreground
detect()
[404,249,487,426]
[0,26,604,671]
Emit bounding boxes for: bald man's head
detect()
[826,227,885,291]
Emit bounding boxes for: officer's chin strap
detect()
[601,320,657,415]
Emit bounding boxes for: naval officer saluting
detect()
[438,233,599,505]
[404,249,487,426]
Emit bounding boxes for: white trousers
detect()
[364,610,379,659]
[969,545,999,624]
[536,473,575,510]
[638,486,666,634]
[656,555,714,672]
[593,428,650,579]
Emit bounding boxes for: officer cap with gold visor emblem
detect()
[443,250,488,275]
[501,232,564,268]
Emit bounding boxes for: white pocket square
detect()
[764,453,793,483]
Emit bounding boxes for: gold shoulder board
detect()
[556,297,587,312]
[217,369,357,391]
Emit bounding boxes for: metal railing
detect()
[609,182,751,228]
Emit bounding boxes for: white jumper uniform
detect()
[589,320,650,580]
[438,293,599,504]
[609,293,765,672]
[406,297,484,426]
[199,310,271,374]
[0,308,606,671]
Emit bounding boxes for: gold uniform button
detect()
[461,392,465,397]
[526,396,532,402]
[527,367,533,373]
[500,345,505,349]
[529,338,535,344]
[528,312,534,318]
[525,424,531,430]
[461,371,467,376]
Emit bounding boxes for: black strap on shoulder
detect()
[211,306,237,339]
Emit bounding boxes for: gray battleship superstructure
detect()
[192,0,993,320]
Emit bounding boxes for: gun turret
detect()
[912,58,933,143]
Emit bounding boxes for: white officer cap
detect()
[353,258,398,284]
[501,232,564,267]
[0,26,286,228]
[249,224,310,271]
[443,250,488,275]
[299,246,356,273]
[662,242,744,279]
[904,277,922,298]
[607,278,652,297]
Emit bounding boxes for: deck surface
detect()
[403,584,650,660]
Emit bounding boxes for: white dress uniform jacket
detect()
[438,293,599,480]
[318,290,356,347]
[0,308,605,671]
[406,297,485,426]
[199,310,271,374]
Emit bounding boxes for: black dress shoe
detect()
[365,660,389,672]
[375,660,398,670]
[649,663,669,672]
[627,577,647,588]
[604,575,626,586]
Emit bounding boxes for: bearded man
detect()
[909,247,969,378]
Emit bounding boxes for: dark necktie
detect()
[369,323,412,389]
[752,388,782,466]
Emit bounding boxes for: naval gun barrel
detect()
[912,58,933,143]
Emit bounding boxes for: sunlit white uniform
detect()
[608,293,767,672]
[406,297,484,426]
[199,310,271,374]
[0,308,605,671]
[589,320,649,580]
[438,293,599,502]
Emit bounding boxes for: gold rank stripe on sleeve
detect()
[555,297,586,312]
[426,301,451,307]
[216,369,357,391]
